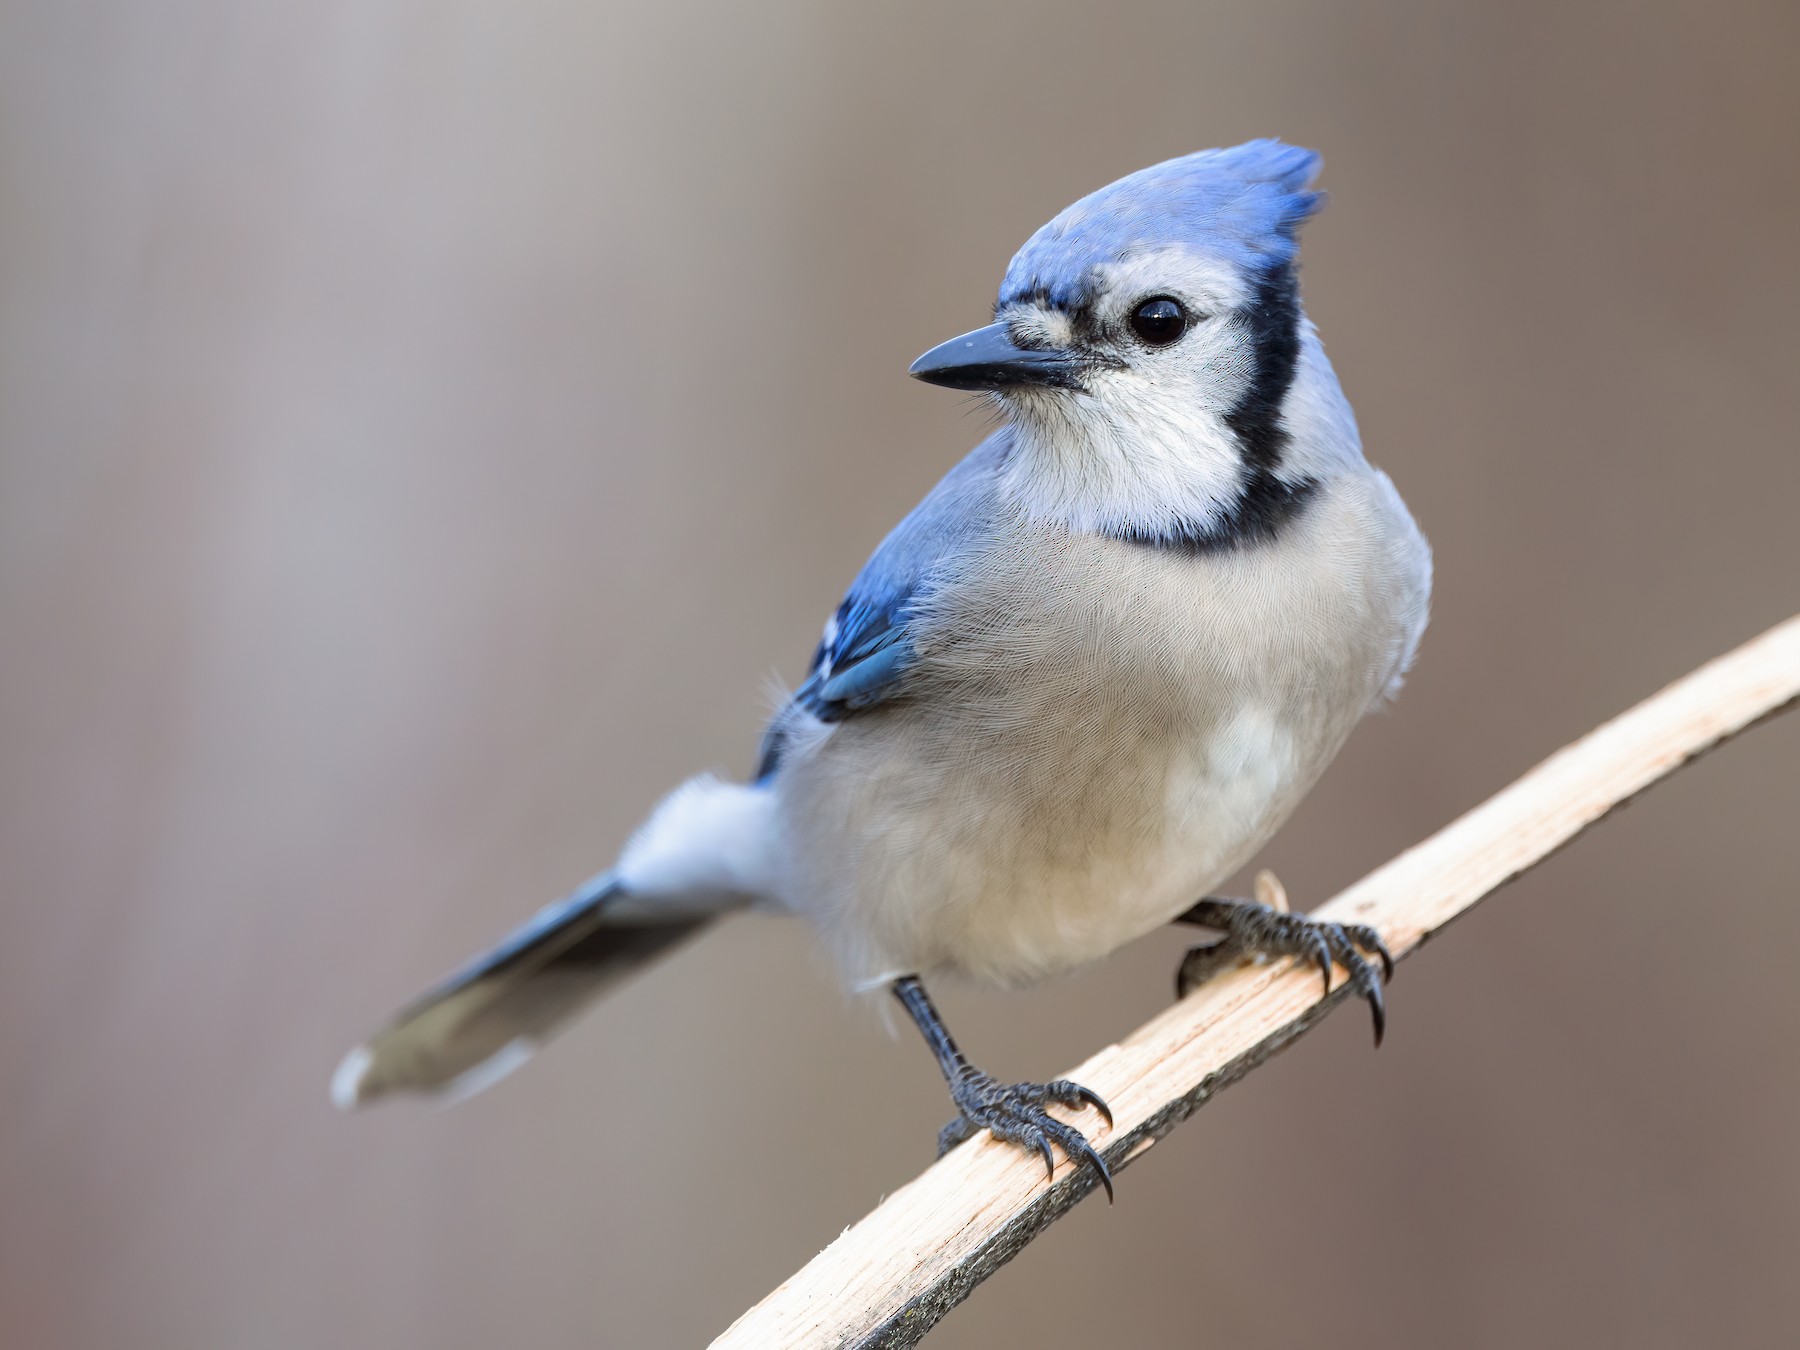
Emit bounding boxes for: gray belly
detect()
[773,476,1429,988]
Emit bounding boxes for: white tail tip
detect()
[331,1045,375,1110]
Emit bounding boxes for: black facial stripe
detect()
[1115,259,1312,553]
[1223,260,1303,471]
[1115,474,1319,554]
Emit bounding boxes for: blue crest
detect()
[999,140,1324,308]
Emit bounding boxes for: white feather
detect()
[996,248,1277,539]
[612,773,779,913]
[330,1045,374,1111]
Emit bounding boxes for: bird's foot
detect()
[1174,880,1394,1045]
[937,1069,1115,1201]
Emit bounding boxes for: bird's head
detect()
[911,140,1351,547]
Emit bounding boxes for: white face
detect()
[992,247,1272,543]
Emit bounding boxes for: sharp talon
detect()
[1070,1083,1113,1130]
[1173,900,1396,1047]
[903,982,1116,1204]
[1076,1139,1114,1203]
[939,1075,1115,1202]
[1373,937,1395,983]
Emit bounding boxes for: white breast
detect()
[772,468,1429,989]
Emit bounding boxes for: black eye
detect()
[1128,296,1187,346]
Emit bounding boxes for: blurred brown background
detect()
[4,2,1798,1347]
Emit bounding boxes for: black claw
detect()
[1171,898,1397,1047]
[1321,924,1387,1046]
[1065,1081,1114,1130]
[897,978,1117,1205]
[1075,1138,1115,1203]
[1372,936,1396,983]
[1342,922,1395,983]
[1040,1115,1114,1203]
[1366,973,1387,1047]
[938,1075,1115,1202]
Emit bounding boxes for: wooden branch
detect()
[714,616,1800,1350]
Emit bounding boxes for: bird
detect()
[332,140,1432,1200]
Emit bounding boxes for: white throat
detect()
[994,323,1360,542]
[997,379,1249,540]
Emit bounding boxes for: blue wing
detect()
[756,428,1013,776]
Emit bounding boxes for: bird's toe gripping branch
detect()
[892,975,1116,1202]
[1173,883,1394,1044]
[936,1072,1115,1202]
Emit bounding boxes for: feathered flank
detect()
[999,140,1324,309]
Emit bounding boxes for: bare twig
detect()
[713,616,1800,1349]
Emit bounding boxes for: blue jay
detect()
[334,140,1431,1198]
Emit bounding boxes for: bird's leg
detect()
[890,975,1115,1201]
[1172,872,1394,1045]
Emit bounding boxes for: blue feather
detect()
[1000,140,1324,309]
[776,430,1013,736]
[759,141,1326,778]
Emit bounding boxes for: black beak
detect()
[908,322,1083,391]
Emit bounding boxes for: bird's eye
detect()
[1128,297,1188,346]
